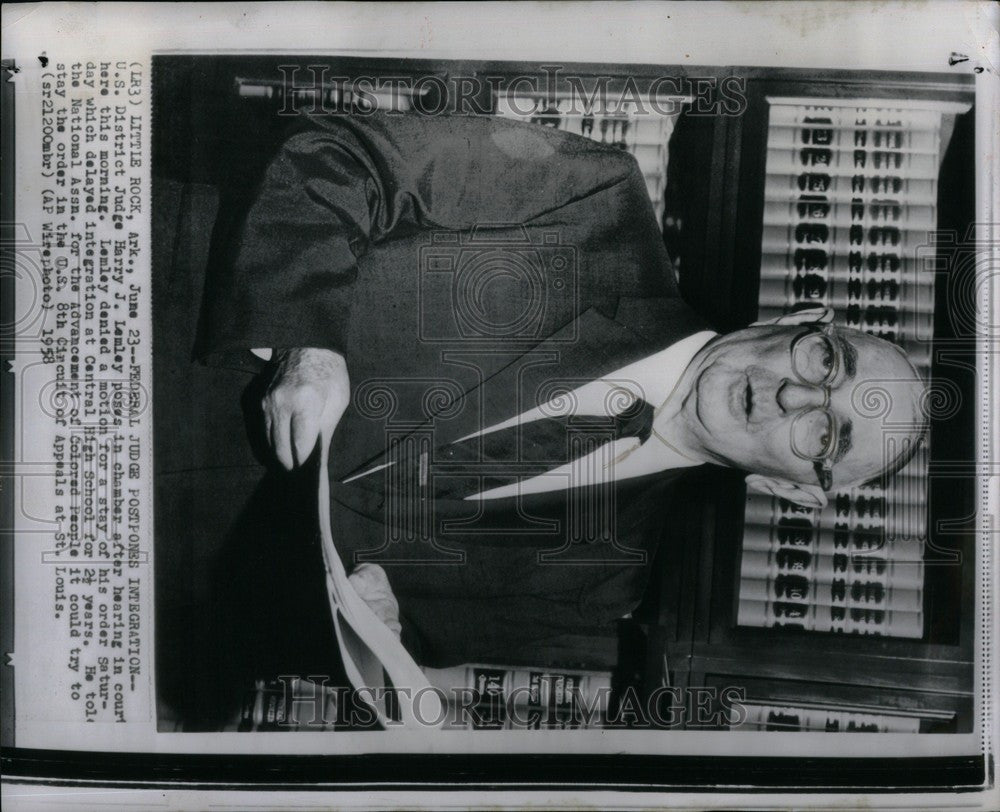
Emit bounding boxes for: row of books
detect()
[738,501,928,636]
[739,549,924,591]
[742,534,927,566]
[762,201,936,232]
[761,226,937,256]
[760,267,922,295]
[744,99,940,641]
[494,91,678,225]
[739,503,925,631]
[766,104,947,130]
[767,154,941,181]
[235,675,941,731]
[759,102,944,372]
[767,147,939,177]
[235,677,341,731]
[738,595,922,637]
[739,569,921,607]
[742,504,929,549]
[236,76,421,113]
[234,666,614,731]
[756,285,934,330]
[776,172,937,198]
[423,664,613,730]
[731,701,923,732]
[767,124,938,153]
[766,191,936,215]
[752,307,934,347]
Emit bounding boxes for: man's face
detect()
[678,323,923,490]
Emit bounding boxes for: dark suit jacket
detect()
[195,111,708,668]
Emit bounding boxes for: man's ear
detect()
[752,306,834,327]
[745,473,828,509]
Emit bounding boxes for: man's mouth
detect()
[744,374,753,422]
[694,368,708,427]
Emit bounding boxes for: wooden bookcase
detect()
[641,68,977,732]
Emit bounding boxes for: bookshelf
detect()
[652,69,977,732]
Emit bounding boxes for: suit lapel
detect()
[470,306,655,442]
[341,297,707,481]
[612,296,710,345]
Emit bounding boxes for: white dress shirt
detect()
[340,330,717,499]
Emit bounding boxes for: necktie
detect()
[315,434,443,730]
[388,397,656,500]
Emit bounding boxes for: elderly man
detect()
[197,111,925,668]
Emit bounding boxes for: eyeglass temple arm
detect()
[814,460,833,491]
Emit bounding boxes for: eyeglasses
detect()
[788,324,843,490]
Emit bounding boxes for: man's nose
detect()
[777,380,829,413]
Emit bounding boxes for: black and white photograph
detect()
[2,2,997,809]
[150,50,982,735]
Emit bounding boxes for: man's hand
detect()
[263,347,350,469]
[348,563,402,638]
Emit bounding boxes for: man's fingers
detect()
[349,564,401,638]
[270,411,294,470]
[290,411,320,466]
[264,396,323,468]
[262,346,351,469]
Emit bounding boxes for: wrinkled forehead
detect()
[840,327,917,379]
[834,329,925,482]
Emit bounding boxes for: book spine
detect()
[734,702,922,733]
[737,597,923,637]
[423,664,612,730]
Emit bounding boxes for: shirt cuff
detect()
[251,348,273,361]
